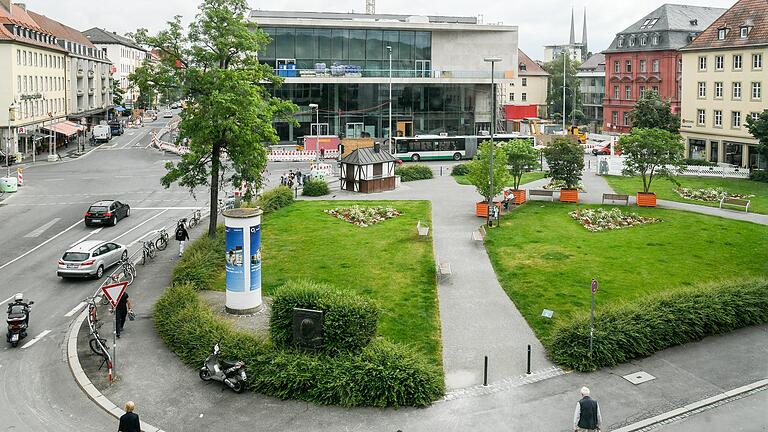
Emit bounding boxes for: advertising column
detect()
[223,208,263,314]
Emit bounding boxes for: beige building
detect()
[502,50,549,120]
[680,0,767,169]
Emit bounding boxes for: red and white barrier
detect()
[268,150,340,162]
[16,167,23,186]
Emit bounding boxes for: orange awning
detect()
[44,121,85,136]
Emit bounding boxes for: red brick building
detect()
[602,4,726,133]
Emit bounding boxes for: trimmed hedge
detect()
[546,278,768,372]
[682,158,715,166]
[749,169,768,183]
[270,280,379,354]
[254,186,294,214]
[395,164,433,182]
[155,284,444,407]
[171,225,225,289]
[451,163,469,176]
[302,179,330,196]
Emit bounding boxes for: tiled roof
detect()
[683,0,768,49]
[0,4,66,52]
[578,53,605,71]
[518,50,549,76]
[27,11,95,48]
[341,147,396,165]
[82,27,145,51]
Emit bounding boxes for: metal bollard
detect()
[526,344,531,375]
[440,166,443,176]
[483,356,488,386]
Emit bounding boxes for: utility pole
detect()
[562,50,567,133]
[484,57,501,227]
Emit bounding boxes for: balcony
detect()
[76,69,84,78]
[273,65,506,80]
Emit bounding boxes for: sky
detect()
[24,0,736,60]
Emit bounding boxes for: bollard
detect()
[526,344,531,375]
[440,166,443,176]
[295,186,298,198]
[483,356,488,386]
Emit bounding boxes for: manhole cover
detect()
[622,371,656,385]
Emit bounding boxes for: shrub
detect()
[451,163,469,176]
[395,164,433,182]
[546,278,768,372]
[682,158,714,166]
[171,225,225,290]
[254,186,294,214]
[302,179,330,196]
[749,169,768,183]
[270,280,380,354]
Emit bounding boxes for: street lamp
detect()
[387,45,393,154]
[308,103,319,166]
[484,56,501,227]
[6,102,17,176]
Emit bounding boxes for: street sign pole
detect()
[101,281,127,379]
[590,279,598,354]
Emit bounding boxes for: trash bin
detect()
[0,176,18,193]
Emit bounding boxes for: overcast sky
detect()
[25,0,735,60]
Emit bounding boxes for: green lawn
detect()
[604,175,768,214]
[256,200,441,365]
[485,202,768,341]
[454,171,548,187]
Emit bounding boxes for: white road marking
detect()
[24,218,62,238]
[64,302,86,317]
[1,294,18,305]
[69,227,102,247]
[132,207,201,210]
[21,329,51,349]
[0,219,82,272]
[42,178,65,182]
[110,210,168,243]
[128,226,165,247]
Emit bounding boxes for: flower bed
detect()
[324,205,401,227]
[543,180,585,191]
[570,208,660,232]
[674,187,754,202]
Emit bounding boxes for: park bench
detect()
[437,261,452,282]
[719,197,750,213]
[416,220,430,239]
[529,190,554,202]
[602,193,630,205]
[471,225,487,242]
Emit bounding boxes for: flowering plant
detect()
[543,180,585,191]
[570,208,661,232]
[324,206,401,227]
[674,187,753,202]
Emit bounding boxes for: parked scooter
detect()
[6,293,33,347]
[199,343,246,393]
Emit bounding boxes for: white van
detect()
[92,125,111,143]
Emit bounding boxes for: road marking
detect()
[128,226,165,247]
[24,218,62,238]
[0,219,82,272]
[132,207,201,210]
[21,329,51,349]
[43,178,65,182]
[65,302,87,317]
[69,227,102,247]
[1,294,18,305]
[110,210,167,243]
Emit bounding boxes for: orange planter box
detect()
[476,201,502,217]
[512,189,527,205]
[636,192,657,207]
[559,189,579,203]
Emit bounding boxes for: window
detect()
[753,53,763,69]
[698,56,707,71]
[732,111,741,128]
[652,59,660,73]
[650,18,659,27]
[640,60,647,72]
[715,82,723,98]
[613,85,619,99]
[678,59,682,72]
[740,27,749,38]
[752,112,761,121]
[522,78,527,86]
[617,37,624,48]
[718,29,727,40]
[715,55,724,70]
[641,19,651,29]
[612,111,619,126]
[733,54,742,70]
[653,86,659,92]
[16,49,20,65]
[623,112,630,126]
[614,61,620,73]
[625,85,631,99]
[17,76,21,93]
[521,93,527,101]
[752,82,762,100]
[629,36,636,47]
[509,93,514,101]
[732,82,741,99]
[640,35,647,46]
[625,60,632,73]
[697,109,705,126]
[651,34,659,45]
[698,82,706,98]
[714,110,722,127]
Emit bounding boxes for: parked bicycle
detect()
[141,240,156,265]
[108,257,136,286]
[155,227,169,251]
[188,209,202,228]
[85,297,108,357]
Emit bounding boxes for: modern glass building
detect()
[249,10,519,143]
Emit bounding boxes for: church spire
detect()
[582,8,588,58]
[569,8,576,45]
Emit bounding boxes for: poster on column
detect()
[249,224,261,292]
[225,226,244,292]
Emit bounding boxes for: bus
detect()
[393,134,536,162]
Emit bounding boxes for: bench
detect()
[529,190,554,202]
[472,225,487,242]
[416,220,430,238]
[437,261,452,281]
[602,193,630,205]
[719,197,750,213]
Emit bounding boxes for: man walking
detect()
[118,401,141,432]
[115,292,132,338]
[176,220,190,257]
[574,386,602,432]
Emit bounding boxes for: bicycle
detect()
[188,210,202,228]
[88,321,108,357]
[141,240,156,265]
[108,258,136,287]
[155,227,169,251]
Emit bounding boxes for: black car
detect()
[84,200,130,227]
[108,121,124,136]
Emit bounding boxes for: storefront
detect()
[687,138,706,160]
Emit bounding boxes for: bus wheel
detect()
[453,153,462,161]
[412,154,420,162]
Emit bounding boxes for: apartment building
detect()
[577,53,605,131]
[502,50,549,121]
[83,27,149,107]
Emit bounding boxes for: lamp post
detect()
[6,103,16,177]
[387,45,393,154]
[308,103,319,167]
[484,56,501,227]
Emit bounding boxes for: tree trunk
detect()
[208,141,221,238]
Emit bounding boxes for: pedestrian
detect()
[573,386,602,432]
[296,170,303,185]
[118,401,141,432]
[115,292,133,338]
[176,220,190,257]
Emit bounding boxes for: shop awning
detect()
[42,121,86,137]
[114,106,126,112]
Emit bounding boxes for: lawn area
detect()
[485,202,768,341]
[454,171,548,186]
[603,175,768,214]
[255,200,441,365]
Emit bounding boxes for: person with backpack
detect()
[176,220,190,257]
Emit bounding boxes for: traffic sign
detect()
[101,282,128,308]
[591,279,598,294]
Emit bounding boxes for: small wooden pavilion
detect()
[339,144,397,193]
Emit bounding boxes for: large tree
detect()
[619,128,684,193]
[746,109,768,165]
[110,80,125,107]
[502,139,539,190]
[629,90,680,133]
[543,53,583,126]
[131,0,296,237]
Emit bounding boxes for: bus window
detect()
[397,141,409,153]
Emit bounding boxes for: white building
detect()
[82,28,149,107]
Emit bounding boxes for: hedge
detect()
[171,225,224,289]
[451,163,469,176]
[395,164,433,182]
[253,186,294,214]
[270,280,379,354]
[546,278,768,372]
[302,179,330,196]
[749,169,768,183]
[155,284,444,407]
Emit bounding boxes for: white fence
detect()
[268,150,339,162]
[596,155,751,179]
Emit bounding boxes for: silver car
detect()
[57,240,127,279]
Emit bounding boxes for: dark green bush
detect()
[302,179,330,196]
[395,164,434,182]
[749,169,768,183]
[451,163,470,176]
[546,278,768,372]
[682,158,715,166]
[171,225,225,290]
[254,186,294,214]
[270,280,380,354]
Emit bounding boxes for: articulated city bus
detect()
[393,134,536,161]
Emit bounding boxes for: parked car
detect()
[592,143,621,156]
[162,110,173,118]
[108,120,124,136]
[57,240,127,279]
[92,125,111,143]
[145,110,158,121]
[84,200,130,227]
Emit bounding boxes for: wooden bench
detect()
[437,261,452,281]
[529,190,554,202]
[719,197,750,213]
[416,220,430,238]
[602,193,630,205]
[472,225,487,242]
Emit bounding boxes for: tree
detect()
[542,137,584,189]
[618,128,684,193]
[543,53,583,126]
[629,90,680,133]
[131,0,297,237]
[746,109,768,165]
[503,139,539,190]
[466,141,511,200]
[111,80,125,107]
[130,62,157,110]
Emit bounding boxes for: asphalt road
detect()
[0,113,208,431]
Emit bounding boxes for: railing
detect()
[267,149,339,161]
[595,155,750,179]
[275,67,507,80]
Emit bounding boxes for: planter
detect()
[636,192,657,207]
[476,201,502,217]
[511,189,527,205]
[559,188,579,203]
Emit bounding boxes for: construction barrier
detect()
[268,150,339,162]
[16,167,23,186]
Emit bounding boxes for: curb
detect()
[66,305,166,432]
[612,378,768,432]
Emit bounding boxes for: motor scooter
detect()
[6,294,33,347]
[199,343,246,393]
